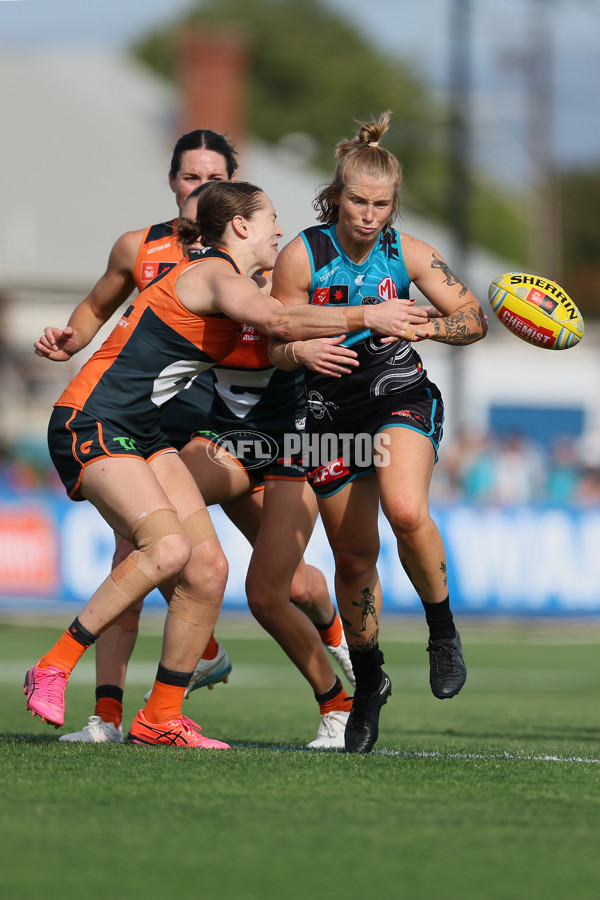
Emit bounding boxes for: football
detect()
[488,272,584,350]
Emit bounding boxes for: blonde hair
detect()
[313,111,402,228]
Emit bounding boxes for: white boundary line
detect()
[374,749,600,764]
[232,743,600,763]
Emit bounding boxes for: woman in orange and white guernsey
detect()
[270,112,488,753]
[34,130,353,745]
[33,130,237,740]
[25,181,421,746]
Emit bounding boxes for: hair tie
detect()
[368,141,379,148]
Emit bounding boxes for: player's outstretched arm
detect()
[33,229,141,361]
[405,235,487,345]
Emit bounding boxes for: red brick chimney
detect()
[175,29,249,152]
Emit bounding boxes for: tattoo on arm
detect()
[430,308,482,345]
[431,253,468,297]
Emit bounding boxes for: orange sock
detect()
[95,697,123,727]
[318,684,353,716]
[38,631,89,674]
[316,613,343,648]
[202,634,219,660]
[144,682,187,723]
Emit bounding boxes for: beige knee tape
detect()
[169,583,222,629]
[129,508,186,549]
[181,508,218,547]
[110,552,159,602]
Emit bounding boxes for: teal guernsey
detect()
[301,224,429,422]
[299,224,444,496]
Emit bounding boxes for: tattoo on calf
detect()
[348,632,380,652]
[352,587,379,631]
[342,587,380,640]
[440,560,447,587]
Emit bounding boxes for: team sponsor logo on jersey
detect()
[146,242,172,254]
[378,277,398,300]
[329,285,349,304]
[141,262,159,282]
[319,265,339,282]
[391,409,427,427]
[308,457,349,486]
[240,324,263,343]
[112,436,140,452]
[141,261,176,285]
[313,287,330,305]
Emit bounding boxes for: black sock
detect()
[95,685,124,703]
[67,617,97,647]
[349,645,385,694]
[155,663,193,688]
[422,596,456,641]
[314,676,343,704]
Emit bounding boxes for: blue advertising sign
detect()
[1,490,599,616]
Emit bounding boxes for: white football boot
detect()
[325,633,356,687]
[59,715,124,743]
[307,710,349,750]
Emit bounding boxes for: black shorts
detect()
[306,383,444,497]
[189,425,307,488]
[48,406,176,499]
[159,371,214,450]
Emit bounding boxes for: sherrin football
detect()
[488,272,584,350]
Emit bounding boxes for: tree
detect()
[560,167,600,317]
[133,0,528,267]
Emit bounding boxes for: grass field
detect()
[1,613,600,900]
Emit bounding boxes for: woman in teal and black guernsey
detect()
[270,111,488,753]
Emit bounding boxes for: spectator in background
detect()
[545,437,581,505]
[575,467,600,506]
[440,428,498,503]
[489,432,547,505]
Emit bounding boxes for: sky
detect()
[1,0,599,186]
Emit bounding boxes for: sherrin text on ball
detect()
[488,272,584,350]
